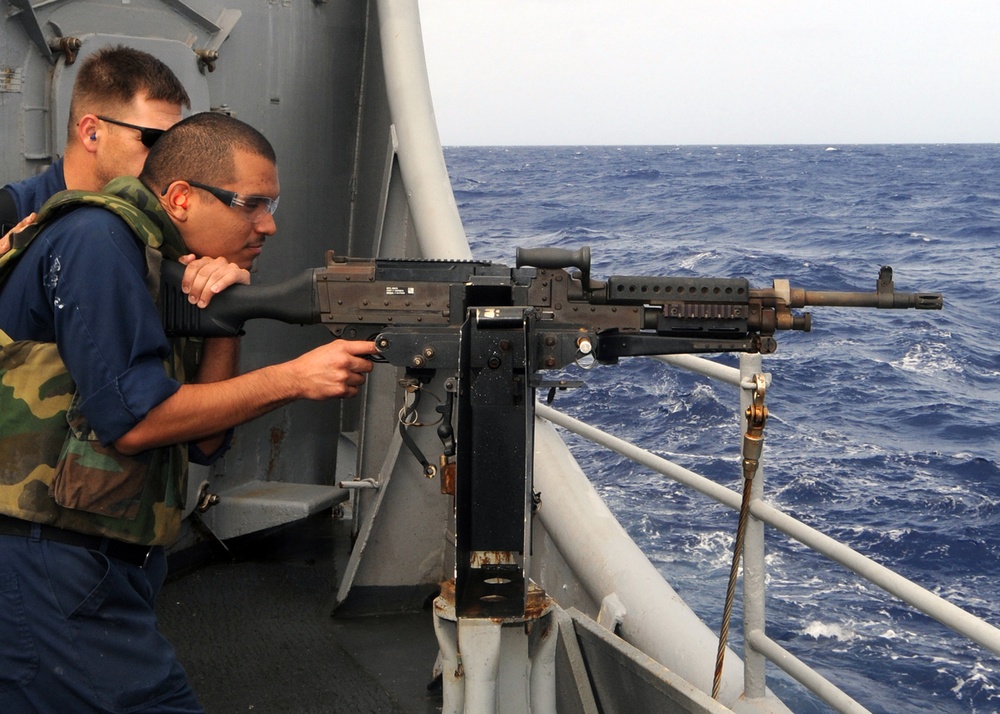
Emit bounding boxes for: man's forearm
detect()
[112,338,378,456]
[114,362,300,455]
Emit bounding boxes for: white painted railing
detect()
[536,352,1000,714]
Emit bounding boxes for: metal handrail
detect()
[535,353,1000,712]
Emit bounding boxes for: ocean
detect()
[444,144,1000,713]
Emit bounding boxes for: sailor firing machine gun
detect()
[160,247,942,618]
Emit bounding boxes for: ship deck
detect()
[157,513,443,714]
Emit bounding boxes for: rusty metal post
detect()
[433,579,556,714]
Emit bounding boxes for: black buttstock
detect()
[159,260,320,337]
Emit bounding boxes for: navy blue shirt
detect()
[0,206,181,445]
[3,159,67,219]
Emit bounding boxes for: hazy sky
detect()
[419,1,1000,145]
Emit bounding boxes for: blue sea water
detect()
[444,144,1000,713]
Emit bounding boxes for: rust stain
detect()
[469,551,517,568]
[436,577,553,623]
[267,426,285,478]
[441,461,456,495]
[523,581,552,621]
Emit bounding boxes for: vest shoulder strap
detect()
[0,189,164,286]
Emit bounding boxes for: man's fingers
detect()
[340,339,382,356]
[12,212,36,233]
[179,256,250,307]
[0,212,37,256]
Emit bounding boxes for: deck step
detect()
[201,481,349,539]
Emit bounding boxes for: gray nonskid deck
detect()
[157,513,443,714]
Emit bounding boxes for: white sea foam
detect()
[892,342,963,376]
[676,251,717,271]
[802,620,856,642]
[949,661,999,699]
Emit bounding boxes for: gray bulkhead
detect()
[1,0,450,599]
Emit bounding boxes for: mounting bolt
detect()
[195,49,219,73]
[196,483,220,513]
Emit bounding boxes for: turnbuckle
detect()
[741,373,769,483]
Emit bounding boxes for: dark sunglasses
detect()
[96,115,166,148]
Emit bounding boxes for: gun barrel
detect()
[757,266,943,311]
[796,289,943,310]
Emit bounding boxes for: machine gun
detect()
[161,246,941,365]
[159,247,942,618]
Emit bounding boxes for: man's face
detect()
[94,91,183,187]
[182,150,280,269]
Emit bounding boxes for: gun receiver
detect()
[160,247,943,370]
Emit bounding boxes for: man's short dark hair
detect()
[139,112,277,192]
[68,45,191,132]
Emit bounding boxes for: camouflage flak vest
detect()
[0,177,191,546]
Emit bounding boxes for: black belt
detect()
[0,514,156,568]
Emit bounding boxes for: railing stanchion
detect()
[740,353,768,700]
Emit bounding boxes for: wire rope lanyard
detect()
[397,377,441,478]
[396,376,457,480]
[713,373,769,700]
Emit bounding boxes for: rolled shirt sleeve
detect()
[1,207,181,445]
